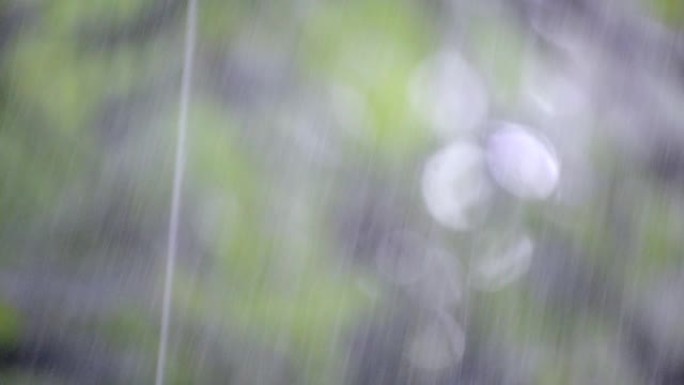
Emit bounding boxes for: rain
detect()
[1,0,684,384]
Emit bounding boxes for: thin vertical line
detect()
[155,0,197,383]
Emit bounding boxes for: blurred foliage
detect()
[645,0,684,28]
[1,0,684,384]
[301,0,434,158]
[0,300,20,348]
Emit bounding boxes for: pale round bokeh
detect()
[409,51,489,139]
[422,141,494,231]
[470,234,534,292]
[485,123,560,200]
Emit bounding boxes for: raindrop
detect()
[485,123,560,200]
[470,235,534,292]
[422,141,493,231]
[409,51,489,139]
[406,313,466,371]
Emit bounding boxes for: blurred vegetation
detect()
[1,0,684,384]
